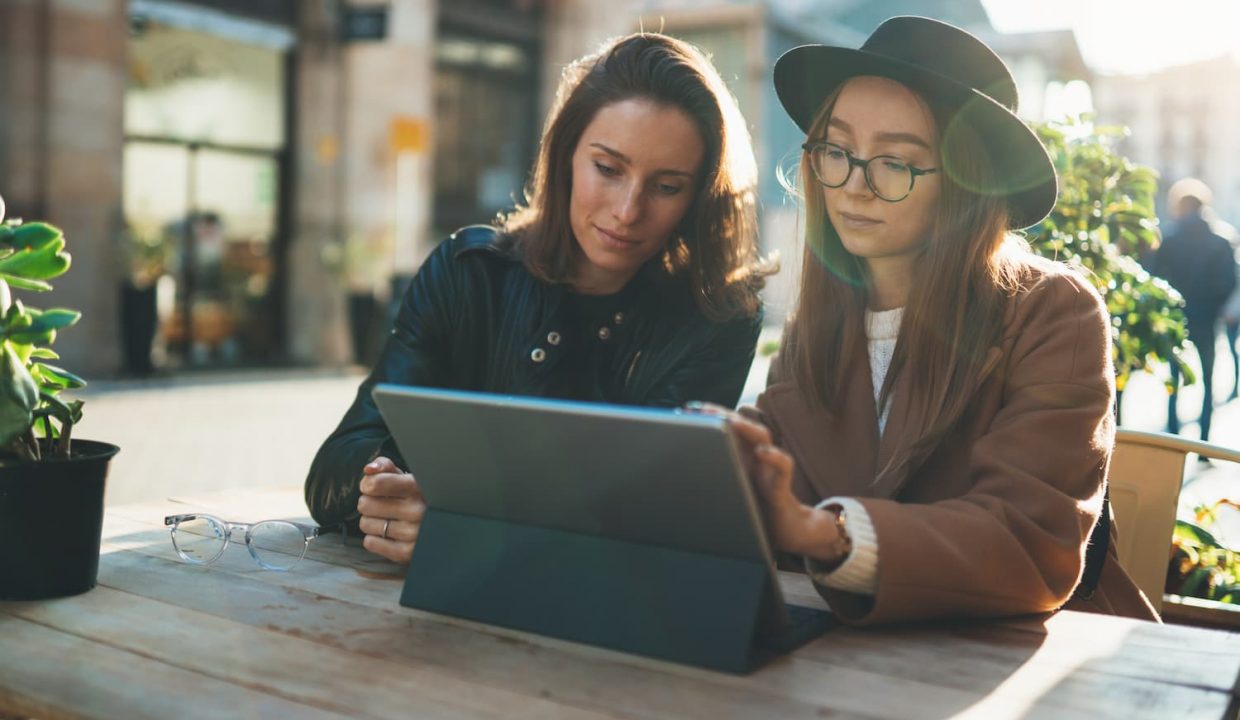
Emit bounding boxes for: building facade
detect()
[1092,57,1240,228]
[0,0,1091,377]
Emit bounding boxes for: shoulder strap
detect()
[1073,489,1109,601]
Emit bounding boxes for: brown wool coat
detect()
[754,259,1159,626]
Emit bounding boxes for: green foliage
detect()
[0,197,83,461]
[1168,500,1240,604]
[1029,118,1193,392]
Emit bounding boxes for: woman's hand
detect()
[356,457,426,564]
[689,404,845,564]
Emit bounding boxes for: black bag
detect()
[1072,490,1110,601]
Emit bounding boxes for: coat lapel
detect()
[761,342,880,502]
[761,338,1004,504]
[872,345,1005,499]
[873,357,917,498]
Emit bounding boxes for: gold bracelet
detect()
[820,503,854,571]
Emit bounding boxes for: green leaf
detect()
[66,398,84,423]
[3,299,30,329]
[1174,519,1220,548]
[28,348,58,360]
[5,222,63,251]
[24,308,79,333]
[1180,566,1214,597]
[0,274,52,292]
[0,235,69,280]
[37,392,83,424]
[36,363,85,389]
[37,390,75,423]
[31,408,62,439]
[0,341,38,446]
[7,329,55,346]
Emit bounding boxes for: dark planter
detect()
[0,440,120,600]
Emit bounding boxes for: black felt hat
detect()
[774,16,1057,229]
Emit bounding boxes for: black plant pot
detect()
[0,440,120,600]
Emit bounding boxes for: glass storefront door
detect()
[123,140,280,366]
[433,33,538,236]
[124,19,287,369]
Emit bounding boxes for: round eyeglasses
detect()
[164,513,321,571]
[802,142,939,202]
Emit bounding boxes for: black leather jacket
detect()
[305,226,762,528]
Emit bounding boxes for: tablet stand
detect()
[400,508,829,673]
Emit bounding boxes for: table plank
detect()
[792,617,1240,694]
[3,586,621,720]
[0,614,352,720]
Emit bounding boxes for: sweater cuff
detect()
[804,496,878,595]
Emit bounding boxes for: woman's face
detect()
[569,98,705,295]
[820,76,940,278]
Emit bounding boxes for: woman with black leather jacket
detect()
[305,32,774,563]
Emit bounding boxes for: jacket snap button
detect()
[613,312,625,325]
[547,331,561,346]
[597,327,611,341]
[531,348,547,362]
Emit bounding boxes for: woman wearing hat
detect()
[307,33,773,563]
[727,17,1157,623]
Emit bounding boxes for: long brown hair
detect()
[782,81,1033,424]
[502,33,772,321]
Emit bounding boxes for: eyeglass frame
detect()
[164,513,322,571]
[801,141,940,202]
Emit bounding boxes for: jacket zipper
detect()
[624,350,643,388]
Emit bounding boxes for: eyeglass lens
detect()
[170,516,228,564]
[811,145,913,200]
[248,521,309,570]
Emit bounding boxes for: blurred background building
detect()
[1092,57,1240,226]
[0,0,1093,377]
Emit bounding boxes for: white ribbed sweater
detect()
[804,307,902,594]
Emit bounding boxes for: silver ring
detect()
[381,518,391,540]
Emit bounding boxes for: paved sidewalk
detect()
[1115,334,1240,548]
[77,369,364,506]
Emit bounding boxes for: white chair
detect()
[1110,428,1240,613]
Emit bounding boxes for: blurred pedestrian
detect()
[1214,224,1240,400]
[1149,178,1237,442]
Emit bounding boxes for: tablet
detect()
[372,384,830,664]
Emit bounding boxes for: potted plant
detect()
[1162,499,1240,629]
[0,191,119,600]
[1167,500,1240,605]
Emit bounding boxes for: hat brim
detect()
[774,45,1057,230]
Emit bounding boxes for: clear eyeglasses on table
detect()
[164,513,322,571]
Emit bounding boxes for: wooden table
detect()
[2,487,1238,720]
